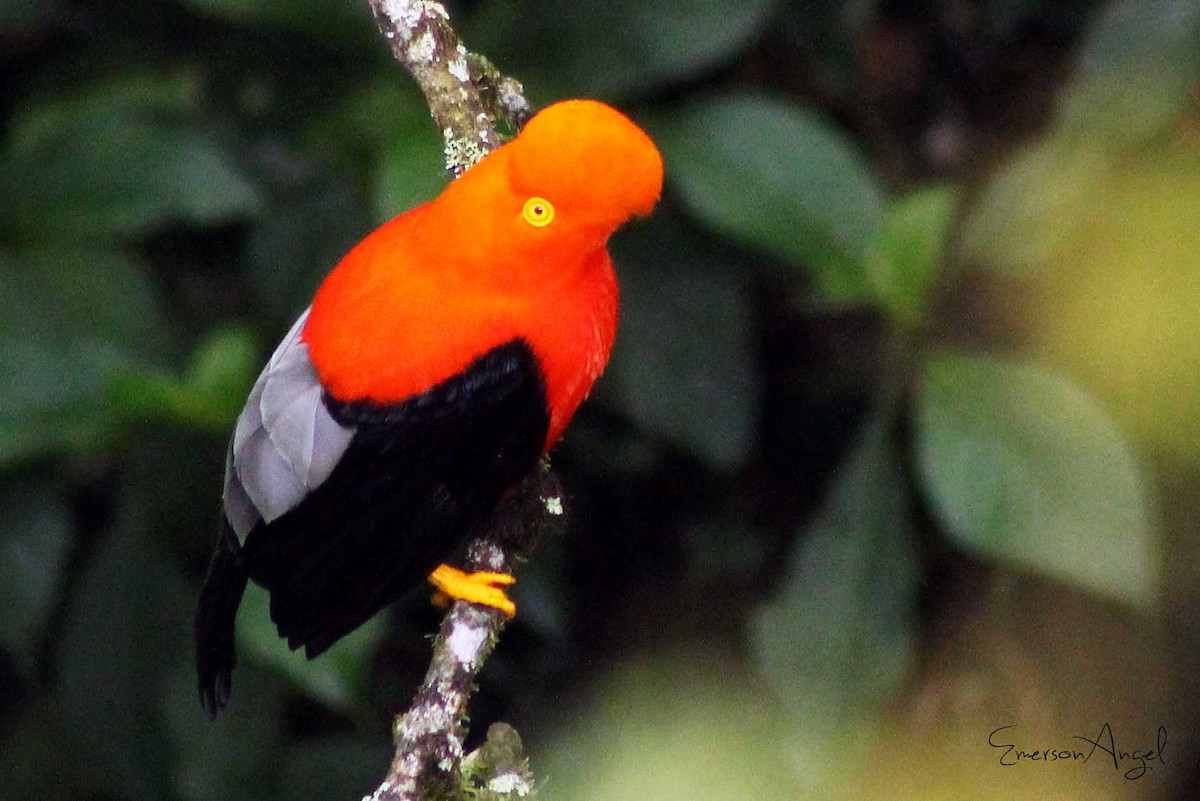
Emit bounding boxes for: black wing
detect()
[196,338,549,715]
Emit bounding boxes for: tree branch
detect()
[358,8,549,798]
[366,0,529,176]
[365,466,562,801]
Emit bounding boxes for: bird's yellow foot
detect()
[428,564,517,617]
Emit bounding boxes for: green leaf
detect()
[247,176,371,319]
[1,94,260,241]
[184,327,259,406]
[162,655,290,801]
[236,581,384,711]
[372,111,449,223]
[915,352,1157,607]
[750,411,919,794]
[864,187,955,327]
[751,411,918,719]
[603,217,759,469]
[0,339,116,464]
[0,248,174,463]
[950,1,1200,277]
[652,94,885,298]
[303,78,428,168]
[0,247,173,360]
[1059,0,1200,149]
[467,0,782,98]
[0,480,72,671]
[1075,0,1200,78]
[6,72,204,145]
[178,0,374,44]
[0,337,111,415]
[957,139,1108,275]
[112,326,259,432]
[537,652,797,801]
[57,521,194,800]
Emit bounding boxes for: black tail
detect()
[195,519,249,718]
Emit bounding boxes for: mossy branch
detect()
[366,0,530,176]
[364,465,562,801]
[361,9,550,800]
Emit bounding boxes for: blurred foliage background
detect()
[1,0,1197,799]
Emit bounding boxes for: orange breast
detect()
[302,203,617,451]
[522,248,618,445]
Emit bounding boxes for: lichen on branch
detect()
[364,466,562,801]
[357,6,549,799]
[367,0,529,176]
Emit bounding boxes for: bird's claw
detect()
[428,564,517,617]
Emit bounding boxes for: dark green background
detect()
[2,0,1198,798]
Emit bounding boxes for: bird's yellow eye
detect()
[522,197,555,227]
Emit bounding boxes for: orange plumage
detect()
[303,99,663,445]
[195,100,662,715]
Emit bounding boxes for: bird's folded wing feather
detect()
[223,309,355,542]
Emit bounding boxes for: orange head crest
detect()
[506,100,664,237]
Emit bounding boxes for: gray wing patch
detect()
[223,309,356,542]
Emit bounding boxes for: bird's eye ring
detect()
[522,197,555,227]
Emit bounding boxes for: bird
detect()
[194,99,663,717]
